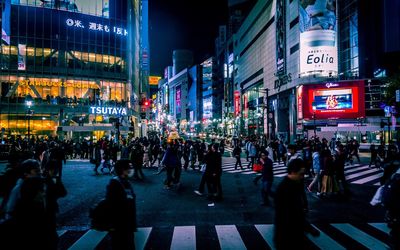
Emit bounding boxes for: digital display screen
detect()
[313,89,353,110]
[11,0,110,18]
[300,81,365,120]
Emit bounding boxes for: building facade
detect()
[232,0,277,138]
[230,0,399,143]
[0,0,146,140]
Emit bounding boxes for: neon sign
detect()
[89,107,127,116]
[66,19,128,36]
[325,82,339,88]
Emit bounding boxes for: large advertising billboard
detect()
[11,0,110,18]
[10,2,127,51]
[299,0,338,77]
[1,0,11,44]
[301,80,365,120]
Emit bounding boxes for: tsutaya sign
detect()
[90,107,127,116]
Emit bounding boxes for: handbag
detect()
[200,164,207,172]
[89,199,113,231]
[253,163,263,173]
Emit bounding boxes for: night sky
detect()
[149,0,229,76]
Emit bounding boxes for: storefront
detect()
[242,82,264,136]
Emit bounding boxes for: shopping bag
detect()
[253,163,263,173]
[200,164,207,172]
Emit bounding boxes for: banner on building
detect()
[176,86,181,114]
[18,44,26,71]
[276,0,286,76]
[297,85,303,120]
[299,0,338,77]
[234,91,240,117]
[2,0,11,44]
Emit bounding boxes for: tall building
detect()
[0,0,146,140]
[230,0,399,143]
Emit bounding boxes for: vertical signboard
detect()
[1,0,10,44]
[234,90,240,117]
[176,86,181,115]
[297,85,303,120]
[276,0,286,76]
[18,44,26,70]
[299,0,338,76]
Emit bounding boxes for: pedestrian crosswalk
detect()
[221,157,384,186]
[59,222,391,250]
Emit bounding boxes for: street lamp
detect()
[25,100,33,141]
[312,102,316,138]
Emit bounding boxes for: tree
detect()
[385,73,400,105]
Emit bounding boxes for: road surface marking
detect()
[352,173,383,184]
[308,225,345,250]
[170,226,196,250]
[68,230,107,250]
[369,223,390,235]
[332,224,388,250]
[254,224,275,250]
[135,227,152,250]
[215,225,246,250]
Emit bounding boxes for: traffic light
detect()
[144,100,149,107]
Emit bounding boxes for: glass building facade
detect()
[0,0,139,139]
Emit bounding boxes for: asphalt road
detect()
[54,157,385,231]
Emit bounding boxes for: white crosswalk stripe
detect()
[369,223,391,234]
[134,227,152,250]
[61,223,391,250]
[220,157,383,185]
[254,224,275,250]
[171,226,196,250]
[309,225,346,250]
[68,230,107,250]
[331,223,389,250]
[215,225,247,250]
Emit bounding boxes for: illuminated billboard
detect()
[2,0,11,44]
[301,81,365,120]
[11,0,110,18]
[299,0,338,77]
[149,76,161,86]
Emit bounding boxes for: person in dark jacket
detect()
[130,143,144,180]
[260,152,274,206]
[43,159,67,249]
[106,159,137,250]
[161,143,179,188]
[194,145,213,196]
[206,144,223,201]
[232,144,243,170]
[274,158,319,250]
[93,143,102,174]
[13,176,48,249]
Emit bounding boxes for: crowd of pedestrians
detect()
[0,133,399,249]
[0,138,67,249]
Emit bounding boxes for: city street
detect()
[1,0,399,249]
[44,156,389,249]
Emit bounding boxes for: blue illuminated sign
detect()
[66,18,127,36]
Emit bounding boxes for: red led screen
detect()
[301,80,365,120]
